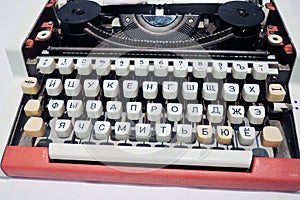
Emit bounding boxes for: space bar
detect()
[49,143,253,169]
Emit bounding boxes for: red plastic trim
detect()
[2,146,300,191]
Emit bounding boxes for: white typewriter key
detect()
[84,79,100,97]
[126,102,142,120]
[147,103,162,121]
[207,104,224,123]
[167,103,183,121]
[162,81,178,99]
[187,104,203,122]
[202,82,218,101]
[46,79,63,96]
[48,99,65,117]
[252,63,268,80]
[212,61,227,79]
[74,120,92,139]
[143,81,158,99]
[155,124,172,142]
[66,100,84,118]
[182,82,198,100]
[64,79,82,96]
[115,59,130,76]
[123,80,138,98]
[196,125,213,144]
[247,106,265,125]
[154,59,168,77]
[103,80,119,98]
[106,101,122,119]
[115,122,131,140]
[57,58,74,74]
[176,124,192,143]
[192,60,208,78]
[94,121,111,140]
[238,126,255,146]
[242,84,260,102]
[135,124,151,142]
[222,83,239,102]
[37,57,56,74]
[86,100,103,119]
[216,126,233,145]
[134,59,149,76]
[77,58,92,75]
[55,119,73,138]
[173,60,188,77]
[232,62,248,80]
[95,59,111,76]
[227,105,245,124]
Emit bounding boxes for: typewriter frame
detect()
[1,0,300,192]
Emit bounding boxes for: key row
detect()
[21,77,287,102]
[24,99,266,124]
[23,117,283,147]
[36,57,276,80]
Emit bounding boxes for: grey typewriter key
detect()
[212,61,227,79]
[202,82,218,101]
[84,79,100,97]
[135,124,151,142]
[86,100,103,119]
[247,106,265,125]
[94,121,111,140]
[187,104,203,122]
[162,81,178,99]
[182,82,198,100]
[115,58,130,76]
[46,79,63,96]
[74,120,92,139]
[57,58,74,74]
[37,57,56,74]
[64,79,82,96]
[103,80,119,98]
[95,58,111,76]
[232,62,248,80]
[77,58,92,75]
[176,124,192,143]
[206,104,224,123]
[167,103,183,122]
[115,122,131,140]
[242,84,260,102]
[222,83,239,102]
[143,81,158,99]
[156,124,172,142]
[227,105,245,124]
[126,102,142,120]
[173,60,188,78]
[66,100,84,118]
[106,101,122,119]
[55,119,73,138]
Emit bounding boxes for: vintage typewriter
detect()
[1,0,300,191]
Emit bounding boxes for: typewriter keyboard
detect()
[17,56,289,169]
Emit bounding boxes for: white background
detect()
[0,0,299,199]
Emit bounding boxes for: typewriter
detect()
[1,0,300,191]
